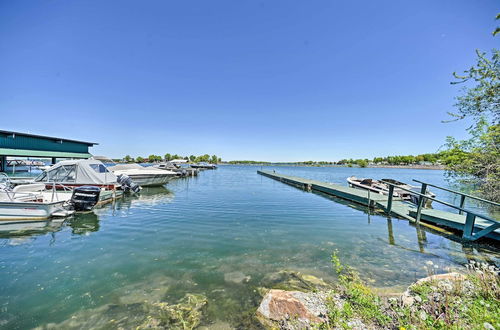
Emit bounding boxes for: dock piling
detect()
[386,185,394,213]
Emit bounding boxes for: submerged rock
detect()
[118,274,174,304]
[224,271,251,284]
[260,270,332,293]
[256,289,328,329]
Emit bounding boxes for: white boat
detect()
[347,176,397,196]
[347,176,435,206]
[34,159,121,190]
[191,162,217,169]
[0,173,123,222]
[0,179,74,223]
[107,163,176,187]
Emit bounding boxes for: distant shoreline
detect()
[220,163,445,170]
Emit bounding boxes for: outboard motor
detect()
[71,186,101,211]
[117,174,141,193]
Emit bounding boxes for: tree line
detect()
[439,14,499,202]
[227,154,444,168]
[122,154,221,164]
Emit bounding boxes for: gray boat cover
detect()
[35,159,118,184]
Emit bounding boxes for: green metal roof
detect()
[0,130,97,145]
[0,148,92,158]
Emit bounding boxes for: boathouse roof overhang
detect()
[0,130,97,159]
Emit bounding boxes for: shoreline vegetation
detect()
[117,152,447,170]
[221,163,445,170]
[255,253,500,330]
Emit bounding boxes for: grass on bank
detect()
[323,252,500,330]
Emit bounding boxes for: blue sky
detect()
[1,1,498,161]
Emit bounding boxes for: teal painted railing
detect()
[382,180,499,241]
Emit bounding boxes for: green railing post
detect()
[463,213,476,240]
[415,183,428,223]
[387,184,394,214]
[459,195,466,215]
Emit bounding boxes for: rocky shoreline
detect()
[35,261,499,330]
[255,261,499,330]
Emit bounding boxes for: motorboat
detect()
[191,162,217,169]
[107,163,176,187]
[34,159,121,189]
[347,176,435,206]
[381,178,436,205]
[153,161,180,171]
[153,162,198,177]
[347,177,398,196]
[0,173,120,222]
[0,174,73,222]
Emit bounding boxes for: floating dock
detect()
[257,170,499,242]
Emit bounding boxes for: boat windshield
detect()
[35,165,76,182]
[89,164,110,173]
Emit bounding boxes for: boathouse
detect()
[0,130,97,172]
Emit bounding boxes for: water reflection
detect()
[114,186,175,210]
[67,213,100,235]
[0,219,65,242]
[0,187,175,239]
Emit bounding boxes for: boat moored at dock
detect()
[347,176,435,205]
[108,163,176,187]
[191,162,217,169]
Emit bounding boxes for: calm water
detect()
[1,165,498,329]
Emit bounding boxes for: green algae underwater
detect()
[0,165,498,329]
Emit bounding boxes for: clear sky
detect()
[1,1,498,162]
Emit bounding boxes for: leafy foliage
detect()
[441,121,500,202]
[448,48,499,124]
[442,19,500,202]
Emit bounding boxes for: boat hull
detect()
[126,174,173,187]
[0,200,67,222]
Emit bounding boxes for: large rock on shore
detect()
[257,289,328,329]
[256,271,333,329]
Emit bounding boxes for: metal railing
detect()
[381,180,499,241]
[413,179,500,214]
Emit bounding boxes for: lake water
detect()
[1,165,498,329]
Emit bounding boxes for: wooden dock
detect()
[257,170,499,242]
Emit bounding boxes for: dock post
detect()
[415,183,428,223]
[463,213,476,240]
[386,185,394,214]
[459,195,466,215]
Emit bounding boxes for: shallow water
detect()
[0,165,498,328]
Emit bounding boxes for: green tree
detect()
[124,155,133,163]
[443,16,500,201]
[148,154,161,163]
[136,156,145,163]
[165,153,172,161]
[210,155,218,164]
[442,120,499,201]
[448,48,499,124]
[356,159,368,168]
[189,155,196,162]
